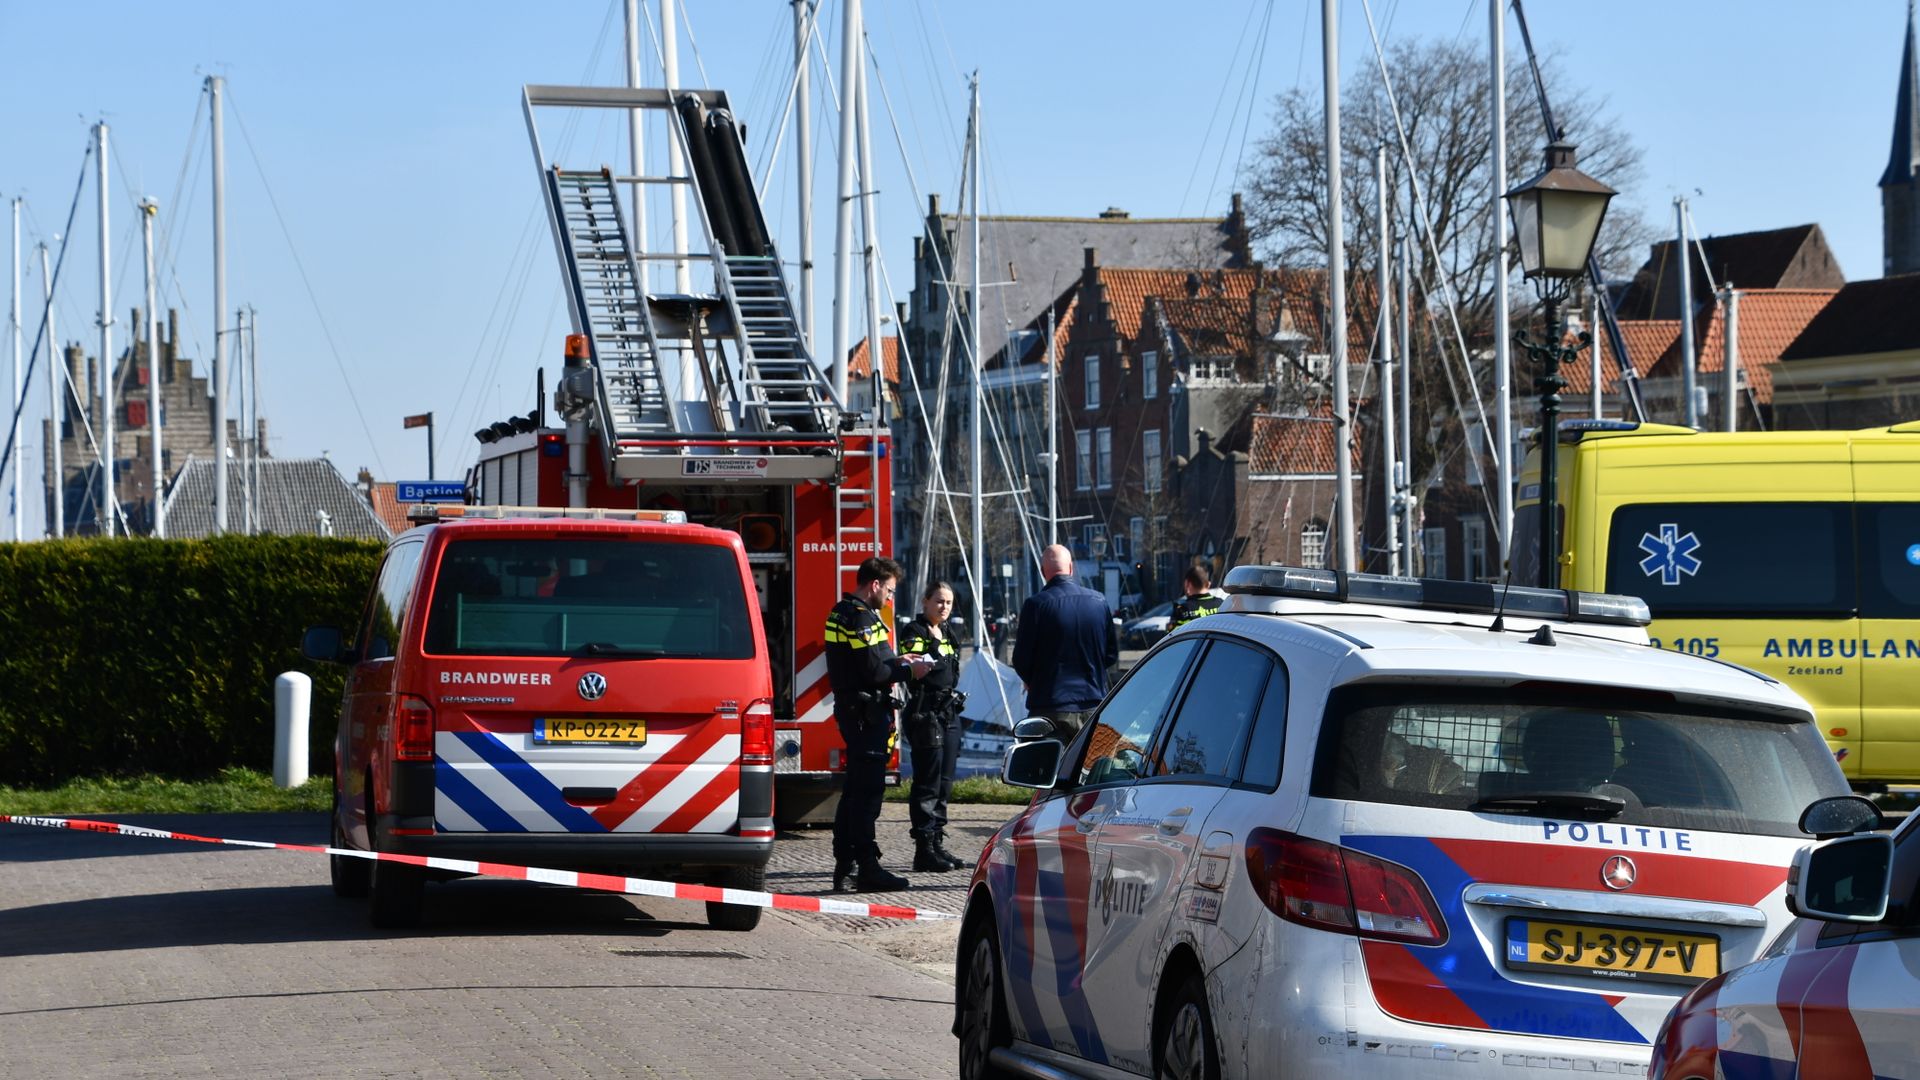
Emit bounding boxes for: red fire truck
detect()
[468,84,897,822]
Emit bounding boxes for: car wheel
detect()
[366,795,424,929]
[705,864,765,932]
[1155,974,1220,1080]
[328,797,370,899]
[957,918,1012,1080]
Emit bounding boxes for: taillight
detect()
[1244,828,1446,946]
[741,700,774,767]
[395,695,435,761]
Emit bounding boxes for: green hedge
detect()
[0,535,382,786]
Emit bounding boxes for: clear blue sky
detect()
[1,1,1907,538]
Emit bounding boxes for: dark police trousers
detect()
[833,704,894,861]
[906,705,961,841]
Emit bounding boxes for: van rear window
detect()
[423,538,753,659]
[1604,502,1853,617]
[1312,685,1847,838]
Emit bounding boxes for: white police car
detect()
[953,566,1853,1079]
[1650,798,1915,1080]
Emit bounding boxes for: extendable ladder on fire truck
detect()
[521,85,848,484]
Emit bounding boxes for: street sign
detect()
[396,481,466,503]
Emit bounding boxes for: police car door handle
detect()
[1157,807,1194,835]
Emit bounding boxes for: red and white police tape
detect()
[0,814,960,923]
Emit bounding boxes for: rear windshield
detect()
[1312,685,1847,838]
[423,537,754,659]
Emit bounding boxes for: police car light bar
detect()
[405,504,689,525]
[1220,565,1651,627]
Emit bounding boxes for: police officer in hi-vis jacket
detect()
[824,556,935,893]
[1169,564,1226,631]
[901,581,967,873]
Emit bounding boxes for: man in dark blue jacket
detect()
[1012,544,1119,739]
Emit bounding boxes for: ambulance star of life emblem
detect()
[578,672,607,701]
[1601,855,1637,891]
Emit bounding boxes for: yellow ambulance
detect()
[1514,421,1920,786]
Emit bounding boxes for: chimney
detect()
[1185,272,1202,299]
[358,467,374,493]
[1084,247,1098,271]
[928,193,941,218]
[1197,428,1213,455]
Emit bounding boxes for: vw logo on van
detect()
[577,672,608,701]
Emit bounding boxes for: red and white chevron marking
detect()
[0,814,958,923]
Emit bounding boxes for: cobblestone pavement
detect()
[0,806,1022,1079]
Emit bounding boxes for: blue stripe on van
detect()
[434,753,529,833]
[448,731,605,833]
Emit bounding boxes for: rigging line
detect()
[1357,0,1496,493]
[222,90,386,477]
[445,206,544,441]
[1414,270,1499,525]
[1179,0,1266,216]
[755,0,822,201]
[1204,0,1276,214]
[1227,0,1281,204]
[1292,1,1314,92]
[879,2,958,191]
[1508,0,1558,141]
[1682,202,1719,296]
[0,144,93,486]
[904,0,964,159]
[676,0,713,89]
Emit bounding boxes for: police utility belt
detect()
[910,686,966,715]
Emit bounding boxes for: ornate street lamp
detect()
[1504,141,1616,587]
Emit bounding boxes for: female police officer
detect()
[902,581,967,872]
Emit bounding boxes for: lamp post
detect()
[1503,141,1615,588]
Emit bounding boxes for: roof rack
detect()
[1220,565,1650,627]
[405,504,688,525]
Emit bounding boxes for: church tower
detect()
[1884,2,1920,275]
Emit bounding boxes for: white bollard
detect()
[274,671,312,789]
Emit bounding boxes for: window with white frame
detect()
[1076,430,1093,491]
[1096,428,1113,490]
[1143,429,1163,494]
[1301,520,1328,568]
[1422,527,1449,579]
[1085,354,1102,410]
[1142,350,1158,399]
[1463,516,1491,581]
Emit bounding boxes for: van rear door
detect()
[418,530,761,836]
[1853,433,1920,779]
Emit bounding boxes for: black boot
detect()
[913,836,951,873]
[853,857,909,892]
[933,830,969,870]
[832,856,856,893]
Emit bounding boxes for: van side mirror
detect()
[301,625,345,664]
[1797,794,1884,839]
[1787,833,1895,923]
[1003,739,1063,790]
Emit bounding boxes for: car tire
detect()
[705,864,765,932]
[1155,974,1220,1080]
[366,794,424,929]
[957,917,1013,1080]
[329,799,370,899]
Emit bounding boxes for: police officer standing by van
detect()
[1169,565,1226,631]
[902,581,967,872]
[825,557,935,893]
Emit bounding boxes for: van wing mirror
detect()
[1787,833,1895,923]
[1003,739,1063,790]
[1798,794,1885,839]
[301,625,345,664]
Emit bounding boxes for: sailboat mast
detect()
[1322,0,1356,571]
[96,120,116,538]
[856,29,882,418]
[968,75,985,634]
[1375,148,1399,576]
[210,75,229,535]
[1490,0,1514,558]
[1398,232,1414,569]
[1676,197,1697,427]
[830,0,862,404]
[794,0,814,352]
[624,0,648,287]
[141,198,162,538]
[41,242,61,538]
[9,197,19,542]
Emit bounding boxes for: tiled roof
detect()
[162,458,392,540]
[1780,275,1920,360]
[1098,267,1266,341]
[931,210,1242,347]
[1103,266,1374,364]
[1614,225,1841,320]
[367,482,414,536]
[1247,408,1362,474]
[1648,289,1837,404]
[848,335,900,384]
[1562,319,1679,396]
[1160,297,1254,357]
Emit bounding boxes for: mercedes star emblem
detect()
[577,672,608,701]
[1601,855,1637,891]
